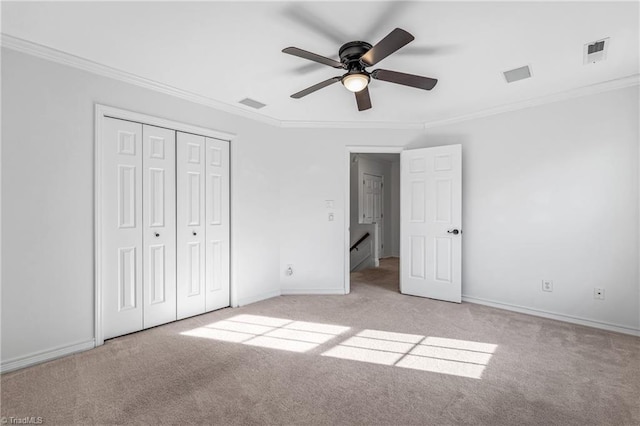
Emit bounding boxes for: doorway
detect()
[345,147,402,294]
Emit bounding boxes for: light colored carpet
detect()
[2,258,639,425]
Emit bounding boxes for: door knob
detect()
[154,232,160,237]
[192,231,197,236]
[447,229,460,235]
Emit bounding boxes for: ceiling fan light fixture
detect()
[342,73,370,92]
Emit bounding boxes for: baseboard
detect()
[281,288,346,295]
[462,295,640,336]
[1,339,96,374]
[236,289,281,307]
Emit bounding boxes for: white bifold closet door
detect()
[204,137,230,312]
[102,118,177,339]
[142,125,177,328]
[176,132,230,319]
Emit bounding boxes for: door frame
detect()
[344,146,403,294]
[94,104,236,346]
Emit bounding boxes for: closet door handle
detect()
[154,232,160,237]
[192,231,197,236]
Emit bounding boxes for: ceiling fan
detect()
[282,28,438,111]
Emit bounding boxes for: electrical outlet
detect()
[594,288,605,300]
[285,264,294,277]
[542,280,553,292]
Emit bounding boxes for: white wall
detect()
[278,86,639,333]
[420,86,639,332]
[1,49,282,364]
[278,128,424,294]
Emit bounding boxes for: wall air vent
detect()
[503,65,532,83]
[239,98,267,109]
[584,38,609,64]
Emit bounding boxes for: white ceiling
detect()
[2,1,638,126]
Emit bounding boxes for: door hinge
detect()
[381,213,383,218]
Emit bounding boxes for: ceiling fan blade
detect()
[360,28,415,67]
[291,76,342,99]
[355,87,372,111]
[283,5,350,45]
[283,47,344,69]
[361,2,411,41]
[371,69,438,90]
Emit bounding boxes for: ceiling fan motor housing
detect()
[339,41,372,72]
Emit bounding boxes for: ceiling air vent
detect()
[238,98,266,109]
[584,38,609,64]
[503,65,532,83]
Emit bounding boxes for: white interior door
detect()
[102,118,143,339]
[363,173,384,257]
[205,137,230,311]
[142,125,177,328]
[400,145,462,303]
[176,132,206,319]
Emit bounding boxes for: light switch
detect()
[328,213,334,221]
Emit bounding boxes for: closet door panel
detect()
[205,138,230,311]
[177,132,206,319]
[102,118,143,339]
[142,125,177,329]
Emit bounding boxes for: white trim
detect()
[94,106,104,346]
[97,104,236,141]
[462,295,640,337]
[1,340,95,374]
[1,34,281,128]
[94,104,236,346]
[3,34,638,131]
[229,137,240,308]
[346,146,404,154]
[281,288,346,295]
[424,74,640,129]
[281,121,425,129]
[236,290,281,307]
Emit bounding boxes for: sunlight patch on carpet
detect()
[181,316,497,378]
[181,314,350,353]
[321,329,497,379]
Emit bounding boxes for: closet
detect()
[100,117,229,340]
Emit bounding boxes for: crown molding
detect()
[280,120,425,129]
[424,74,640,129]
[3,34,638,132]
[0,34,282,127]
